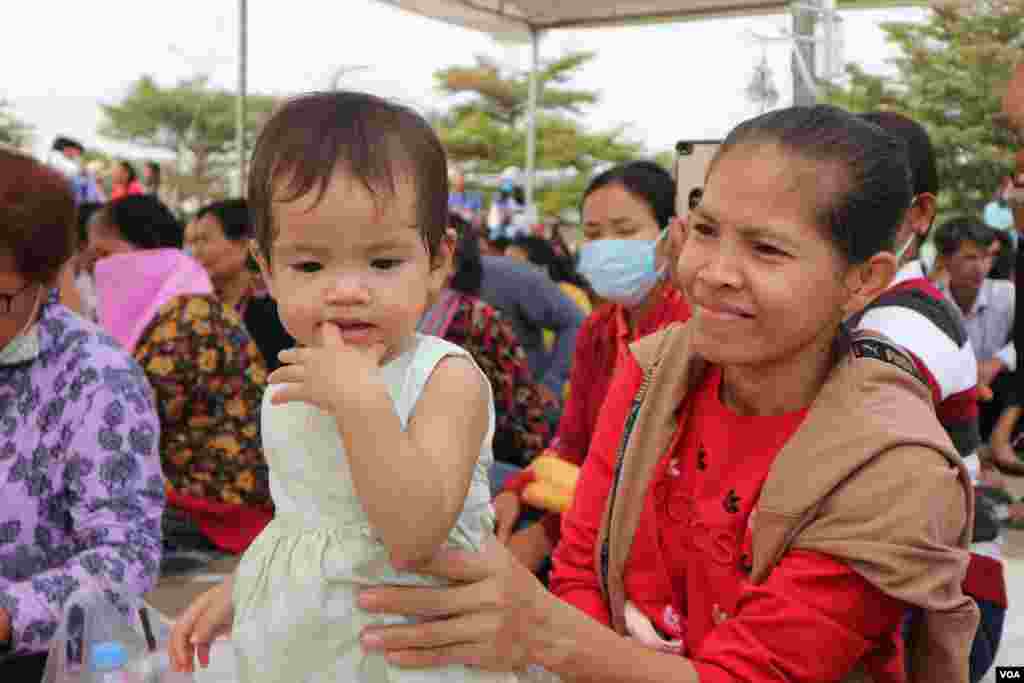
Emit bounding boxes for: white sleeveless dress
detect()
[231,334,517,683]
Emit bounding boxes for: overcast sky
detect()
[4,1,925,161]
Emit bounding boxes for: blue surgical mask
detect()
[578,230,667,308]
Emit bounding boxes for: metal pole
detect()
[236,0,248,196]
[790,0,817,106]
[525,27,540,209]
[822,0,835,82]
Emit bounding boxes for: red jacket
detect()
[504,283,690,541]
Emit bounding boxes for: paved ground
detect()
[982,474,1024,681]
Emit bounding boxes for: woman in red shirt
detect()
[109,159,145,200]
[493,160,691,571]
[347,106,975,682]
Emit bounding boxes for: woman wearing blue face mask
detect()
[492,160,691,573]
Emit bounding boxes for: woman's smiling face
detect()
[677,144,854,370]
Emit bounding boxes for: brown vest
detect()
[595,323,978,682]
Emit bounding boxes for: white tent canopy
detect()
[376,0,790,37]
[374,0,794,208]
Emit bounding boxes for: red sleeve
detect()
[551,314,603,467]
[549,352,646,628]
[691,550,906,683]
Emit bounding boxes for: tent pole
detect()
[236,0,248,196]
[790,0,817,106]
[525,27,540,210]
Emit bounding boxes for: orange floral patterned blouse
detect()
[134,294,270,508]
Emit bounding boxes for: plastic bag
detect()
[42,589,193,683]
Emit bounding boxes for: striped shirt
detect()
[854,260,980,458]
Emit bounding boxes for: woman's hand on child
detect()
[358,537,559,672]
[269,322,388,413]
[168,579,235,673]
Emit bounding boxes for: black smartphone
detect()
[674,140,722,217]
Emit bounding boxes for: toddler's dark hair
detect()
[249,91,449,266]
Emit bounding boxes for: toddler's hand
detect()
[169,579,235,673]
[623,601,683,654]
[269,322,388,413]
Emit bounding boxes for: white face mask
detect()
[0,287,44,367]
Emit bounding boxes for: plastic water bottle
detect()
[90,641,138,683]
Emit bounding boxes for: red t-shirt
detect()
[551,360,909,682]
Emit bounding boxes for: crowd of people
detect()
[0,62,1020,683]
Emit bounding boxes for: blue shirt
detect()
[478,255,583,395]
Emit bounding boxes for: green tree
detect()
[434,52,644,218]
[0,99,33,149]
[99,76,278,203]
[822,0,1024,212]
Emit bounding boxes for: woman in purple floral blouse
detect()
[0,149,165,680]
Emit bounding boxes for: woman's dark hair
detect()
[582,161,676,229]
[249,90,449,265]
[99,195,183,250]
[712,104,913,265]
[116,160,138,183]
[196,199,252,242]
[509,235,590,290]
[449,212,483,296]
[52,136,84,155]
[989,229,1015,280]
[859,112,938,198]
[0,148,77,284]
[933,216,997,257]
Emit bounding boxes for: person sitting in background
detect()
[185,199,294,370]
[989,228,1016,280]
[420,215,558,471]
[109,160,145,200]
[47,136,104,204]
[0,148,163,680]
[932,218,1015,440]
[447,168,483,226]
[984,177,1017,247]
[506,235,593,317]
[493,160,691,574]
[487,170,527,240]
[477,241,584,397]
[143,160,162,195]
[88,195,271,555]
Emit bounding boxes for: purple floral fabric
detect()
[0,295,164,657]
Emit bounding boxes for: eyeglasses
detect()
[0,283,39,315]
